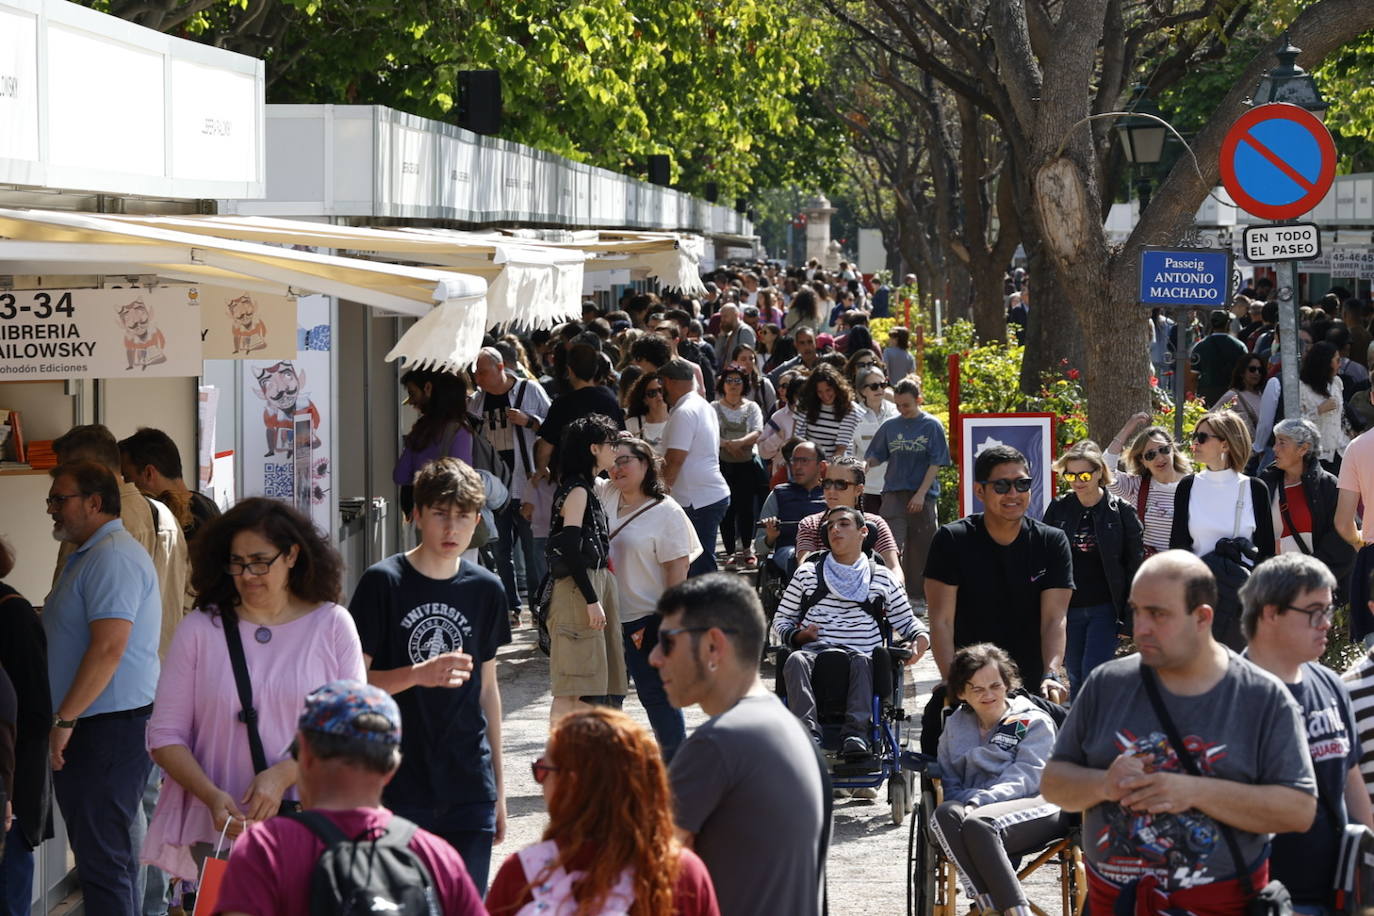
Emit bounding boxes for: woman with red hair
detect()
[485,708,719,916]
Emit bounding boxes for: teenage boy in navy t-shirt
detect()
[348,457,511,892]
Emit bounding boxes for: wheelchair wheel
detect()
[890,777,907,826]
[906,784,938,916]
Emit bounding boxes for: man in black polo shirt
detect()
[924,445,1073,705]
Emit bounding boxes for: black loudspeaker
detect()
[458,70,502,135]
[704,182,719,202]
[735,197,748,214]
[647,155,671,186]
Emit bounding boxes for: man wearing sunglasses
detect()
[794,456,904,584]
[1241,554,1372,913]
[925,445,1074,707]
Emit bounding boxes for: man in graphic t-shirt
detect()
[348,457,511,892]
[1043,551,1316,915]
[1239,554,1372,909]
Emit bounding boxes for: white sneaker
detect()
[853,786,879,799]
[834,788,853,798]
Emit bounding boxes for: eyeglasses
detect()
[1063,471,1096,482]
[822,478,855,490]
[1282,603,1336,629]
[531,757,560,785]
[1141,444,1172,462]
[863,382,885,391]
[723,376,745,385]
[224,551,284,577]
[613,455,643,468]
[44,493,82,509]
[658,625,738,657]
[1192,430,1218,444]
[1246,365,1263,374]
[979,477,1033,494]
[644,387,664,398]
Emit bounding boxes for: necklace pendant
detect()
[254,626,273,644]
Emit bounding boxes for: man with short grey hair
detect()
[1240,553,1373,911]
[714,303,756,371]
[660,358,730,575]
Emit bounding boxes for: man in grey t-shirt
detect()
[650,574,826,916]
[1043,551,1316,912]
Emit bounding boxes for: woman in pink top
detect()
[142,498,365,889]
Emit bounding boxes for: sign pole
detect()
[1277,249,1301,420]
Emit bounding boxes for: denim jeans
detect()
[0,825,34,916]
[621,616,686,762]
[495,499,536,610]
[1066,603,1118,697]
[684,496,730,576]
[388,801,496,895]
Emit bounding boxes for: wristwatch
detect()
[53,715,77,729]
[1042,671,1063,685]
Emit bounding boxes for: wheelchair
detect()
[771,639,917,825]
[900,752,1086,916]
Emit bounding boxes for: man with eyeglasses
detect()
[1043,551,1317,916]
[755,440,828,578]
[42,461,162,915]
[793,456,904,585]
[1240,554,1373,913]
[924,445,1073,709]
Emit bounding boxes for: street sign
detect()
[1242,222,1321,262]
[1219,103,1336,221]
[1138,247,1233,307]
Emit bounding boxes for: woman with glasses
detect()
[486,708,719,916]
[843,347,882,391]
[850,365,898,514]
[713,364,766,570]
[1170,409,1276,647]
[1104,412,1190,557]
[1217,353,1268,435]
[626,371,670,455]
[1042,441,1143,695]
[142,498,364,892]
[729,343,777,416]
[594,439,700,761]
[793,364,861,460]
[1259,418,1355,593]
[547,414,626,723]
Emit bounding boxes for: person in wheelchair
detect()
[934,644,1062,916]
[774,505,929,757]
[755,439,827,578]
[795,456,905,585]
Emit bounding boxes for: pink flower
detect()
[1150,376,1159,387]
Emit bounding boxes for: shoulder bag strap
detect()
[1139,665,1256,897]
[1232,478,1247,538]
[609,497,664,542]
[1136,475,1150,524]
[285,809,349,846]
[1277,484,1312,555]
[513,381,532,476]
[222,615,270,774]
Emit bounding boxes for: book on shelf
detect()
[26,440,56,470]
[3,410,23,464]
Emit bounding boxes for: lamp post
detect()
[1115,85,1167,212]
[1251,34,1329,423]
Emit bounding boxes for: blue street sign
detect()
[1138,247,1233,307]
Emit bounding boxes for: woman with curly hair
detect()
[486,707,720,915]
[142,498,364,888]
[793,363,861,459]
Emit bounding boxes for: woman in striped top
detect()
[793,364,861,459]
[1104,411,1189,555]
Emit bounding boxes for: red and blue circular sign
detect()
[1219,103,1336,221]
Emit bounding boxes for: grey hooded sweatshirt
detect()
[936,693,1057,807]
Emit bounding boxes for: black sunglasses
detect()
[979,477,1033,494]
[658,626,738,656]
[822,478,855,491]
[1192,430,1219,444]
[1141,443,1172,462]
[863,382,885,391]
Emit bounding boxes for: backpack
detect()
[288,811,441,916]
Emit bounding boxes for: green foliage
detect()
[1322,604,1365,673]
[130,0,843,199]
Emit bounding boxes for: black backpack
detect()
[288,811,441,916]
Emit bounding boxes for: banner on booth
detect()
[0,287,201,380]
[197,287,298,360]
[959,413,1057,519]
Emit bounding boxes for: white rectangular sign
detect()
[1242,223,1321,262]
[0,287,201,380]
[0,6,39,163]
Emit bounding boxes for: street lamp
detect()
[1252,33,1329,121]
[1115,85,1167,211]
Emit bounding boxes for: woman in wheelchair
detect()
[934,644,1064,916]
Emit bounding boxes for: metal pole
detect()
[1277,252,1300,421]
[1173,309,1188,444]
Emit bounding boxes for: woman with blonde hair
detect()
[485,708,719,915]
[1104,412,1191,556]
[1042,440,1143,694]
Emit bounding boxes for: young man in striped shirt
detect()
[775,505,929,757]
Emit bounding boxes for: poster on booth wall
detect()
[197,287,298,360]
[240,294,332,532]
[0,287,201,380]
[959,413,1057,519]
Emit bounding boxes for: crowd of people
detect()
[5,262,1374,916]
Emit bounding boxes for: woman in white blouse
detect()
[1298,341,1348,473]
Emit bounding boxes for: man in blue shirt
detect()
[865,377,951,603]
[44,461,161,915]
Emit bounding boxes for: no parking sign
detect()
[1219,103,1336,221]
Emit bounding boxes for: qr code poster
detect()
[240,294,332,532]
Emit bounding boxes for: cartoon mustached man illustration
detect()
[252,361,321,458]
[227,294,268,354]
[116,298,167,370]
